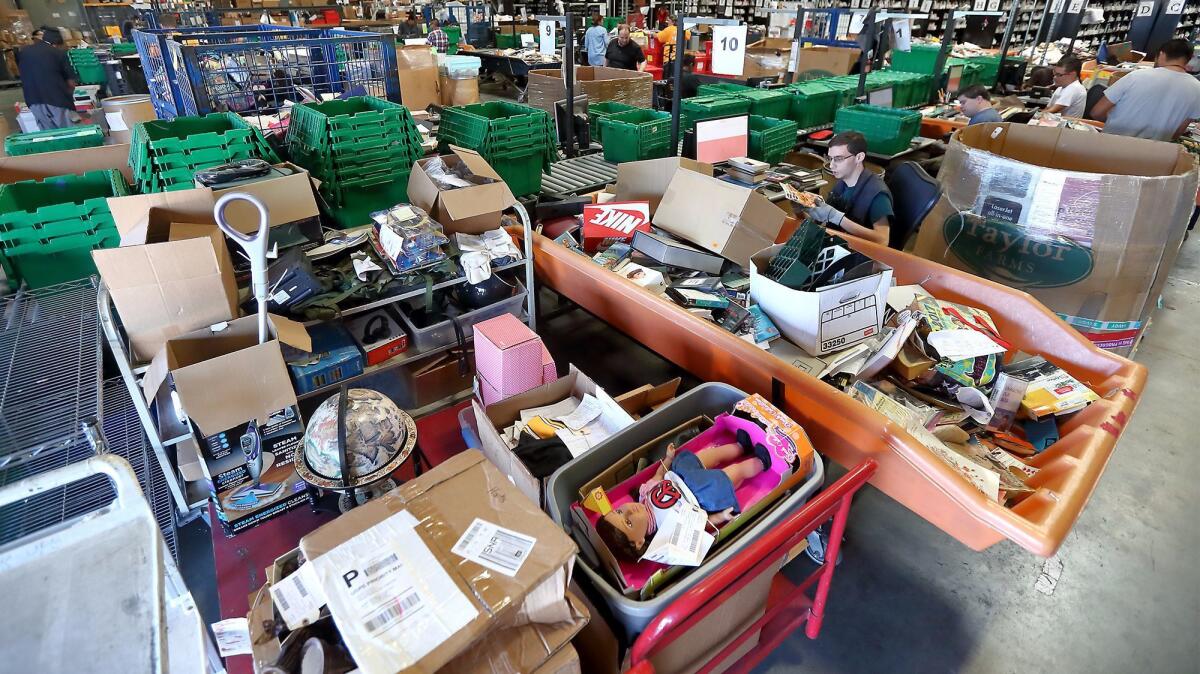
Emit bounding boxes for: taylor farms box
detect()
[914,123,1198,354]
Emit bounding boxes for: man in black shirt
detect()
[18,27,78,130]
[605,24,645,71]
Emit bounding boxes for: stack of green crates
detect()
[68,48,106,85]
[5,125,104,156]
[679,95,752,131]
[437,101,556,198]
[588,101,639,142]
[0,170,130,289]
[819,77,864,109]
[694,83,793,120]
[109,42,138,57]
[496,33,519,49]
[865,70,934,108]
[834,105,921,156]
[747,115,798,165]
[947,58,986,91]
[287,97,424,227]
[785,80,841,129]
[967,55,1003,87]
[599,109,672,163]
[130,112,280,193]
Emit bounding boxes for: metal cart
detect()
[474,48,562,100]
[626,459,877,673]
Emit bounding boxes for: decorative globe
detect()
[303,388,410,483]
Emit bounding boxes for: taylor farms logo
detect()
[943,214,1093,288]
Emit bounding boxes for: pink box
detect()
[475,374,506,408]
[541,344,557,383]
[473,314,545,397]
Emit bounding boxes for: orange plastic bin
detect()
[518,227,1146,557]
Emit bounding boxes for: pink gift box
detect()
[473,314,546,398]
[541,344,557,384]
[475,374,506,408]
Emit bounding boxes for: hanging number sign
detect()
[712,24,748,76]
[1165,0,1184,14]
[539,20,555,56]
[973,0,987,11]
[987,0,1001,11]
[1135,0,1154,17]
[1067,0,1086,13]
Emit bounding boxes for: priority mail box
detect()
[655,170,787,268]
[749,244,893,355]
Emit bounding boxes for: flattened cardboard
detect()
[614,156,712,215]
[654,171,786,268]
[0,143,133,184]
[106,187,218,247]
[299,450,577,674]
[407,146,518,234]
[92,217,239,362]
[795,45,861,76]
[198,162,321,234]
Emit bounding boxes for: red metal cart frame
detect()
[626,459,878,674]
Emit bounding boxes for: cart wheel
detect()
[804,526,844,566]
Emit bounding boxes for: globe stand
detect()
[296,386,426,514]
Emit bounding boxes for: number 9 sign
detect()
[539,19,556,56]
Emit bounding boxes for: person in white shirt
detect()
[1091,39,1200,141]
[1046,56,1087,118]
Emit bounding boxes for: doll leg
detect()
[721,457,766,489]
[694,443,742,468]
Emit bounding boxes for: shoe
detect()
[753,442,772,471]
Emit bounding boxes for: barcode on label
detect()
[451,519,537,578]
[276,591,291,612]
[363,591,422,634]
[365,553,399,577]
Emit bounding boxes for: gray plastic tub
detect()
[397,279,528,352]
[545,382,824,639]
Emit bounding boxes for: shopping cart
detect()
[624,459,876,673]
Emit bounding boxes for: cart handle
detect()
[628,458,878,672]
[0,453,145,511]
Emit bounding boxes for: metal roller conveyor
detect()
[540,154,619,197]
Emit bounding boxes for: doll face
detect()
[603,502,653,549]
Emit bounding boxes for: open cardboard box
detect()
[141,314,313,536]
[97,188,239,362]
[196,161,322,246]
[407,146,518,234]
[299,450,577,674]
[613,377,681,418]
[0,143,133,184]
[611,156,712,216]
[654,169,787,268]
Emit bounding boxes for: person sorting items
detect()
[804,132,892,248]
[17,26,79,131]
[425,19,449,53]
[605,24,646,71]
[1090,38,1200,141]
[1045,57,1087,118]
[656,15,691,72]
[584,13,609,66]
[957,85,1003,125]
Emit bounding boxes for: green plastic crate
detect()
[0,170,129,288]
[4,125,104,156]
[679,95,752,131]
[968,55,1002,87]
[483,148,545,198]
[599,109,673,163]
[496,33,518,49]
[587,100,639,142]
[890,44,942,75]
[786,81,841,128]
[695,83,793,120]
[325,171,414,229]
[747,115,798,165]
[73,62,107,85]
[833,105,921,156]
[438,101,556,149]
[131,113,278,192]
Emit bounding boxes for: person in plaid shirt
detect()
[426,19,449,53]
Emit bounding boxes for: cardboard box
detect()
[527,66,653,113]
[654,170,787,268]
[749,244,893,355]
[97,188,239,361]
[569,581,620,674]
[141,314,313,535]
[439,74,480,106]
[913,123,1199,355]
[613,377,681,418]
[397,45,441,110]
[541,343,557,383]
[613,156,712,216]
[0,143,133,184]
[197,162,322,247]
[444,592,588,674]
[474,366,630,506]
[535,644,581,674]
[299,450,577,674]
[794,45,861,76]
[407,146,518,234]
[474,313,549,405]
[345,309,409,366]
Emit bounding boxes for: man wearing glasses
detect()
[804,132,892,248]
[1045,57,1086,118]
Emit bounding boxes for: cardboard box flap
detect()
[448,145,505,182]
[0,143,133,185]
[616,157,713,214]
[954,123,1192,177]
[206,163,320,232]
[272,313,314,352]
[171,339,296,435]
[108,188,217,246]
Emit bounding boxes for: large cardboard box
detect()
[99,188,239,361]
[794,45,861,76]
[438,74,480,106]
[443,592,588,674]
[913,123,1199,354]
[613,156,712,215]
[196,162,321,240]
[141,314,313,535]
[299,450,577,674]
[654,170,787,268]
[527,66,653,113]
[397,45,441,110]
[407,146,517,234]
[0,143,133,184]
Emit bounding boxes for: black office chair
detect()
[1083,83,1108,120]
[883,161,941,250]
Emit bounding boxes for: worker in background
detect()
[399,13,422,38]
[804,131,892,248]
[426,19,449,53]
[1045,56,1086,118]
[584,12,608,66]
[1091,38,1200,141]
[656,15,690,73]
[605,24,645,71]
[675,53,701,98]
[957,85,1002,125]
[17,26,78,131]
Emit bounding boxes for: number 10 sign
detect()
[711,24,748,76]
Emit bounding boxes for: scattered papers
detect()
[927,329,1007,362]
[640,502,715,567]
